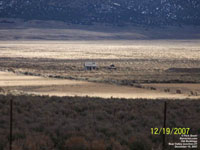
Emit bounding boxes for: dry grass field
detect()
[0,40,200,98]
[0,95,200,150]
[1,71,197,99]
[0,40,200,60]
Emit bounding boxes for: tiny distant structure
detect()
[108,64,117,70]
[84,62,97,70]
[7,68,15,73]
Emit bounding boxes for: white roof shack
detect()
[84,62,97,67]
[84,62,97,70]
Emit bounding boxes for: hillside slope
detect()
[0,19,200,40]
[0,0,200,26]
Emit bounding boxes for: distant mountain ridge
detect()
[0,0,200,26]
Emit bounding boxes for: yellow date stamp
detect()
[151,128,190,135]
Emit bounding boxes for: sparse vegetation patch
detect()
[0,95,199,150]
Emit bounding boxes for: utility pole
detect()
[10,99,13,150]
[163,101,167,150]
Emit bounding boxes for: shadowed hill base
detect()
[0,19,200,40]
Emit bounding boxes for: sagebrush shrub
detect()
[65,136,89,150]
[90,140,106,150]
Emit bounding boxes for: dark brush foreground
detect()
[0,95,200,150]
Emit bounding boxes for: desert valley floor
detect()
[0,39,200,150]
[0,40,200,99]
[0,71,200,99]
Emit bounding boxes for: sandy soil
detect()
[0,71,199,99]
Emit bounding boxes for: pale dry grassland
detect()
[0,40,200,60]
[1,71,196,99]
[0,40,200,98]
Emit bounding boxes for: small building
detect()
[84,62,97,70]
[108,64,116,70]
